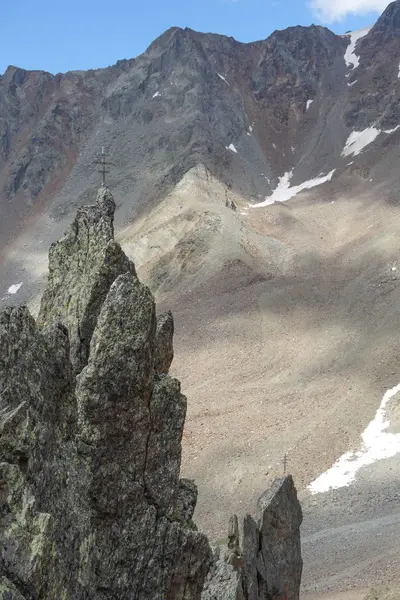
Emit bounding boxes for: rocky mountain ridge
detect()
[0,186,303,600]
[1,2,400,260]
[2,5,400,596]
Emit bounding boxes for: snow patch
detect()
[398,63,400,79]
[272,143,277,149]
[384,125,400,134]
[344,27,371,70]
[252,170,335,207]
[249,125,253,132]
[348,80,358,87]
[217,73,229,85]
[226,143,238,153]
[8,282,23,295]
[306,99,314,111]
[152,91,161,98]
[342,127,381,157]
[309,382,400,494]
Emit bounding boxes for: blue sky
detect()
[0,0,390,75]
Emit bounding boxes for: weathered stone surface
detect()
[254,476,303,599]
[167,478,199,524]
[0,187,304,600]
[37,186,136,375]
[0,577,27,599]
[201,547,244,600]
[202,476,303,600]
[364,586,400,600]
[1,187,212,600]
[155,309,174,373]
[228,515,240,554]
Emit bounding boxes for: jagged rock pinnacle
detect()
[37,187,136,375]
[202,476,303,600]
[0,187,303,599]
[1,187,212,599]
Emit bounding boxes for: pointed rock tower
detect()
[0,187,212,600]
[0,187,303,600]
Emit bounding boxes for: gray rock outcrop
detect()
[155,309,174,374]
[0,186,303,599]
[37,186,136,375]
[202,476,303,600]
[0,187,212,600]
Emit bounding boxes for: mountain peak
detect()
[369,0,400,38]
[1,65,30,84]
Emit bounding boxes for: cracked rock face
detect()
[37,186,136,375]
[155,309,174,374]
[0,187,212,600]
[202,476,303,600]
[0,186,303,599]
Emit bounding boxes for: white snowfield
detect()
[252,170,335,207]
[152,91,161,98]
[342,127,380,157]
[8,282,23,294]
[306,99,314,111]
[342,125,400,157]
[344,27,371,69]
[309,382,400,494]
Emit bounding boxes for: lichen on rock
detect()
[37,186,136,375]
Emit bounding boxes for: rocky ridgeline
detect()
[0,187,302,599]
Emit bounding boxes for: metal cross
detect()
[94,147,114,186]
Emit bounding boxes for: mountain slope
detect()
[2,2,400,595]
[0,3,399,308]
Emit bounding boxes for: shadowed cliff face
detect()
[346,1,400,130]
[202,477,303,600]
[1,1,400,258]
